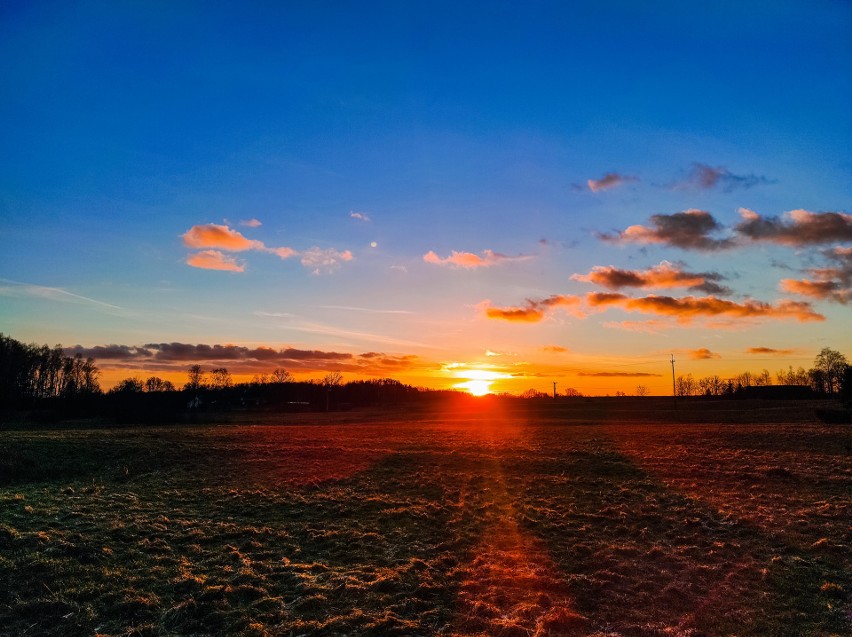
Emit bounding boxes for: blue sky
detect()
[1,1,850,393]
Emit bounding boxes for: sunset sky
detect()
[1,1,850,395]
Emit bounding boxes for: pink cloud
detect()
[424,249,531,269]
[185,250,245,272]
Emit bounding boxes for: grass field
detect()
[1,399,850,636]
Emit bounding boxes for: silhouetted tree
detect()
[112,377,144,393]
[271,368,294,383]
[185,365,205,392]
[145,376,175,392]
[322,371,343,387]
[812,347,847,395]
[635,385,649,397]
[210,368,233,390]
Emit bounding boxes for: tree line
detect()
[2,333,851,417]
[0,334,100,407]
[674,347,849,397]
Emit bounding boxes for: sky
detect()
[1,0,850,395]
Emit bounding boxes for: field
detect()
[1,399,850,636]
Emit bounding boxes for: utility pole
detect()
[670,354,676,397]
[553,381,557,400]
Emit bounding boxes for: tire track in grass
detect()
[519,424,850,636]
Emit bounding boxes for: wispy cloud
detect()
[423,249,532,269]
[736,209,852,246]
[0,278,122,310]
[586,172,638,192]
[572,261,731,295]
[600,210,734,251]
[578,371,661,377]
[350,211,371,222]
[185,250,246,272]
[542,345,569,353]
[300,247,353,274]
[240,218,262,228]
[318,305,414,315]
[483,295,582,323]
[674,163,773,192]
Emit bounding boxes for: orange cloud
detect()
[185,250,245,272]
[182,224,264,251]
[600,209,734,251]
[746,347,797,355]
[181,223,353,274]
[780,278,849,304]
[484,295,581,322]
[736,209,852,246]
[240,218,262,227]
[689,348,721,360]
[424,249,531,269]
[779,246,851,304]
[542,345,569,353]
[587,172,637,192]
[572,261,730,294]
[587,293,824,323]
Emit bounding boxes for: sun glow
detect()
[456,379,492,396]
[448,365,510,396]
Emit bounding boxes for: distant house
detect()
[740,385,815,399]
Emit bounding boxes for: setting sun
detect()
[456,379,492,396]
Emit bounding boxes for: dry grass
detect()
[0,401,849,636]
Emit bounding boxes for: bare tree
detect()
[635,385,649,397]
[185,365,205,392]
[322,371,343,387]
[210,368,233,390]
[145,376,175,392]
[271,368,294,383]
[813,348,847,394]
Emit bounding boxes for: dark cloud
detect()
[62,342,424,377]
[572,261,731,295]
[600,210,735,251]
[678,163,773,192]
[65,344,152,359]
[735,209,852,246]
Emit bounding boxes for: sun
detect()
[456,379,492,396]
